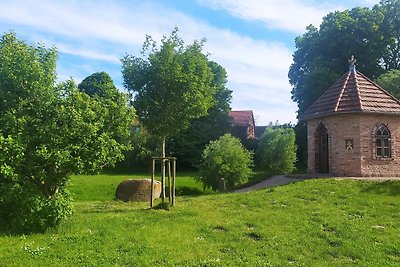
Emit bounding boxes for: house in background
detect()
[300,61,400,177]
[229,110,256,140]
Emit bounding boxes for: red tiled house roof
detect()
[230,110,256,139]
[230,110,255,126]
[299,69,400,120]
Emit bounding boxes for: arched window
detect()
[376,125,391,158]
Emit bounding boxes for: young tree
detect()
[256,127,297,175]
[198,134,253,190]
[121,28,216,195]
[0,33,135,233]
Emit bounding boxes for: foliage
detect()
[78,71,116,97]
[1,176,399,266]
[375,69,400,99]
[168,61,232,166]
[0,33,135,232]
[0,182,72,234]
[121,28,216,154]
[294,123,308,167]
[289,7,387,117]
[378,0,400,70]
[198,134,253,190]
[256,127,297,174]
[115,126,160,172]
[78,71,138,169]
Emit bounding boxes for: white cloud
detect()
[198,0,344,33]
[0,0,180,46]
[0,0,299,123]
[57,44,120,64]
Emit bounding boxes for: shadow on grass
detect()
[81,208,134,214]
[360,180,400,196]
[233,170,275,190]
[175,186,205,196]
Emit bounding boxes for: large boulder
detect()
[115,179,161,202]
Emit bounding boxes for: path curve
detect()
[235,175,400,193]
[235,175,299,193]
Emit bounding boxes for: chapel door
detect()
[319,127,329,173]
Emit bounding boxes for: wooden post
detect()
[168,160,172,203]
[161,138,166,203]
[172,159,176,206]
[150,158,155,208]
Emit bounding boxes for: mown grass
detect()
[68,171,210,202]
[0,174,399,266]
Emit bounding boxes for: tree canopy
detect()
[289,0,400,167]
[256,127,297,174]
[375,69,400,98]
[168,60,232,166]
[289,0,400,117]
[0,33,135,232]
[121,28,216,145]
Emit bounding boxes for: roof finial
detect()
[349,55,356,72]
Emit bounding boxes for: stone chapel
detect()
[300,61,400,177]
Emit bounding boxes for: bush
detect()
[0,181,73,234]
[256,127,297,174]
[197,134,253,190]
[0,33,134,233]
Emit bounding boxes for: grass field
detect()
[0,173,399,266]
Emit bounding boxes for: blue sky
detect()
[0,0,378,125]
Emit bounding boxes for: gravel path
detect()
[235,175,300,193]
[235,175,400,193]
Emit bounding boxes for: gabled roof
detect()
[230,110,255,127]
[300,69,400,120]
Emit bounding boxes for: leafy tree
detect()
[198,134,253,190]
[379,0,400,70]
[78,72,136,152]
[0,33,135,233]
[116,126,161,172]
[289,7,385,117]
[121,28,216,194]
[168,61,232,167]
[256,127,297,174]
[375,69,400,98]
[78,71,116,97]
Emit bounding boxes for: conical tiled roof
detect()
[300,69,400,120]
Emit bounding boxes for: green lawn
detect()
[0,174,399,266]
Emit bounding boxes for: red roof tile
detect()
[230,110,255,127]
[300,70,400,120]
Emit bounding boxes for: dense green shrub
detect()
[198,134,253,190]
[256,127,297,174]
[0,182,73,234]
